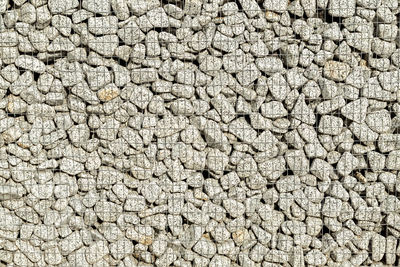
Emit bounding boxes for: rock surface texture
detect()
[0,0,400,266]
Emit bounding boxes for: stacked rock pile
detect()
[1,0,400,266]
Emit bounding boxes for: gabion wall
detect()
[0,0,400,266]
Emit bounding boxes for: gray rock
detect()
[371,234,386,261]
[305,249,327,265]
[229,117,257,144]
[337,152,359,176]
[324,60,351,81]
[341,98,368,123]
[285,150,309,176]
[147,7,170,28]
[365,109,392,133]
[239,0,261,17]
[291,94,316,124]
[367,151,386,172]
[267,73,290,101]
[386,150,400,170]
[59,231,83,255]
[252,130,279,152]
[88,16,118,35]
[193,238,216,258]
[172,84,195,98]
[210,255,231,267]
[377,24,398,42]
[213,31,238,53]
[281,44,300,68]
[378,70,400,92]
[176,69,196,85]
[48,0,79,14]
[52,15,72,36]
[3,2,400,264]
[86,240,109,264]
[118,20,145,45]
[59,158,84,178]
[16,240,41,263]
[131,68,158,84]
[96,117,120,141]
[256,57,284,74]
[223,199,245,218]
[386,235,397,265]
[362,77,394,101]
[129,85,153,109]
[310,158,335,181]
[258,156,286,180]
[47,36,75,52]
[15,55,45,73]
[377,5,396,23]
[318,115,343,135]
[59,61,84,87]
[67,124,90,146]
[88,35,118,56]
[82,0,111,15]
[350,122,380,145]
[263,0,288,12]
[184,0,202,15]
[207,148,229,174]
[236,63,261,86]
[261,101,288,119]
[322,197,342,217]
[94,200,122,222]
[250,40,269,57]
[211,94,235,123]
[329,0,356,17]
[372,37,396,58]
[124,193,146,212]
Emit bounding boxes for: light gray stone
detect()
[324,60,351,81]
[256,57,284,74]
[147,7,170,28]
[213,31,238,53]
[318,115,343,135]
[322,197,342,217]
[96,117,120,141]
[366,109,392,133]
[285,150,309,176]
[88,16,118,35]
[82,0,111,15]
[387,150,400,170]
[15,55,45,73]
[88,35,118,56]
[329,0,356,17]
[291,94,316,124]
[337,152,359,176]
[261,101,288,119]
[263,0,288,12]
[267,73,290,101]
[341,98,368,123]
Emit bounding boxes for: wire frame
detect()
[0,0,400,266]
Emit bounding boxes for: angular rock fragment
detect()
[15,55,45,73]
[291,94,316,124]
[341,98,368,123]
[88,35,119,56]
[324,60,351,81]
[228,117,257,144]
[337,152,359,176]
[213,31,238,53]
[88,16,118,35]
[318,115,343,135]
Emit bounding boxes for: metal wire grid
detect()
[0,0,399,266]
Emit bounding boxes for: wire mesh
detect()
[0,0,400,266]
